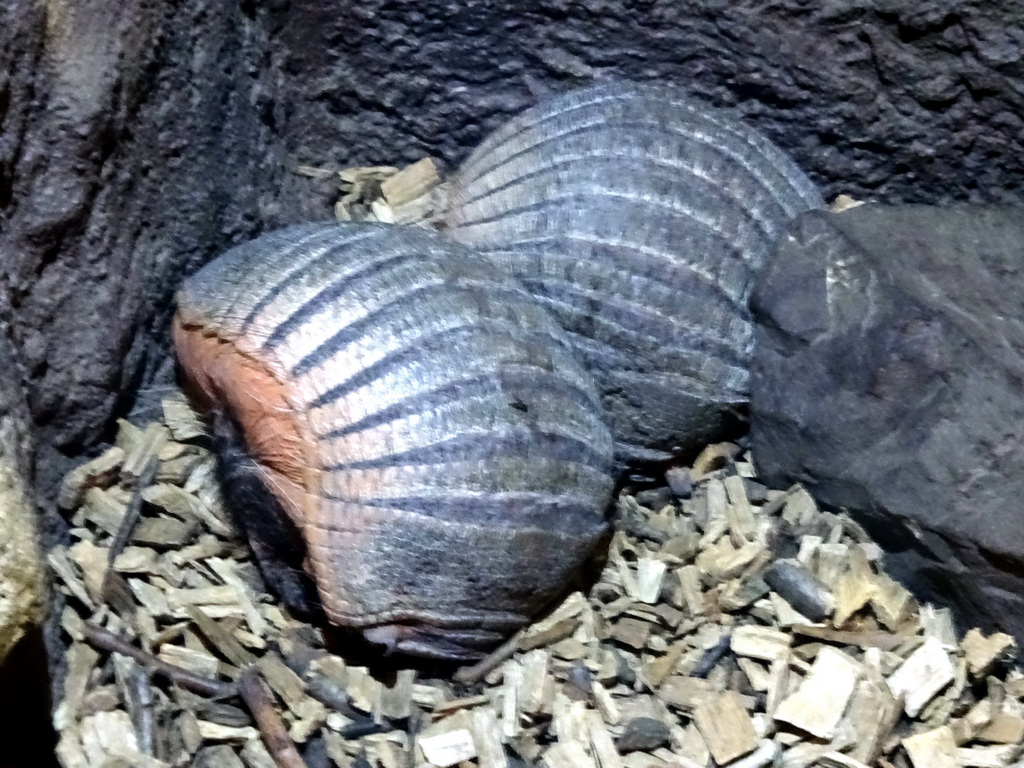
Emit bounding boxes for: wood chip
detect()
[903,725,958,768]
[732,625,792,661]
[774,647,860,739]
[419,714,477,767]
[962,628,1017,678]
[888,636,955,717]
[59,447,125,509]
[693,691,759,765]
[660,676,718,712]
[50,375,1024,768]
[380,157,440,206]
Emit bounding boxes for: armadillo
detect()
[443,81,825,463]
[172,222,615,659]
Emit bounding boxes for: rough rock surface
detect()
[276,0,1024,207]
[0,334,43,663]
[4,0,1024,487]
[749,204,1024,639]
[0,0,289,478]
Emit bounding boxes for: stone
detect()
[750,204,1024,640]
[616,717,671,754]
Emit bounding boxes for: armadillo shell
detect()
[173,222,615,659]
[443,81,825,462]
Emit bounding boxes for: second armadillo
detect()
[443,81,825,463]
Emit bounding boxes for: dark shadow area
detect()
[0,627,58,768]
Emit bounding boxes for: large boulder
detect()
[750,204,1024,638]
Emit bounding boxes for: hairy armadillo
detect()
[443,81,825,463]
[173,222,615,659]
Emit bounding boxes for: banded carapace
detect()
[443,81,824,463]
[173,222,615,659]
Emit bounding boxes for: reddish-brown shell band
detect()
[173,222,615,655]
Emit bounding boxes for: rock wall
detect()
[275,0,1024,207]
[4,0,1024,485]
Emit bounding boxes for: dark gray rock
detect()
[614,720,671,753]
[750,204,1024,639]
[616,717,671,754]
[665,467,694,499]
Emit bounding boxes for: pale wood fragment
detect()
[206,557,268,636]
[162,395,208,441]
[500,659,522,739]
[659,675,718,712]
[847,677,902,764]
[871,573,914,630]
[636,557,667,603]
[696,538,765,581]
[81,486,131,535]
[380,157,440,206]
[418,715,477,767]
[817,753,872,768]
[963,628,1018,678]
[196,721,260,742]
[815,542,850,589]
[888,636,955,717]
[157,643,221,677]
[774,647,860,739]
[54,642,101,730]
[644,639,686,687]
[955,743,1020,767]
[80,710,140,766]
[520,649,551,715]
[832,546,875,626]
[610,617,651,650]
[59,447,125,509]
[122,422,170,478]
[781,487,817,526]
[471,708,508,768]
[902,725,958,768]
[543,743,597,768]
[692,691,759,765]
[724,474,757,545]
[586,709,624,768]
[731,625,792,661]
[675,723,711,767]
[677,565,705,615]
[977,713,1024,744]
[738,657,772,692]
[921,605,959,650]
[700,478,730,547]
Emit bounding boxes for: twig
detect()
[106,454,160,567]
[453,629,524,685]
[238,667,308,768]
[84,624,233,698]
[101,454,160,612]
